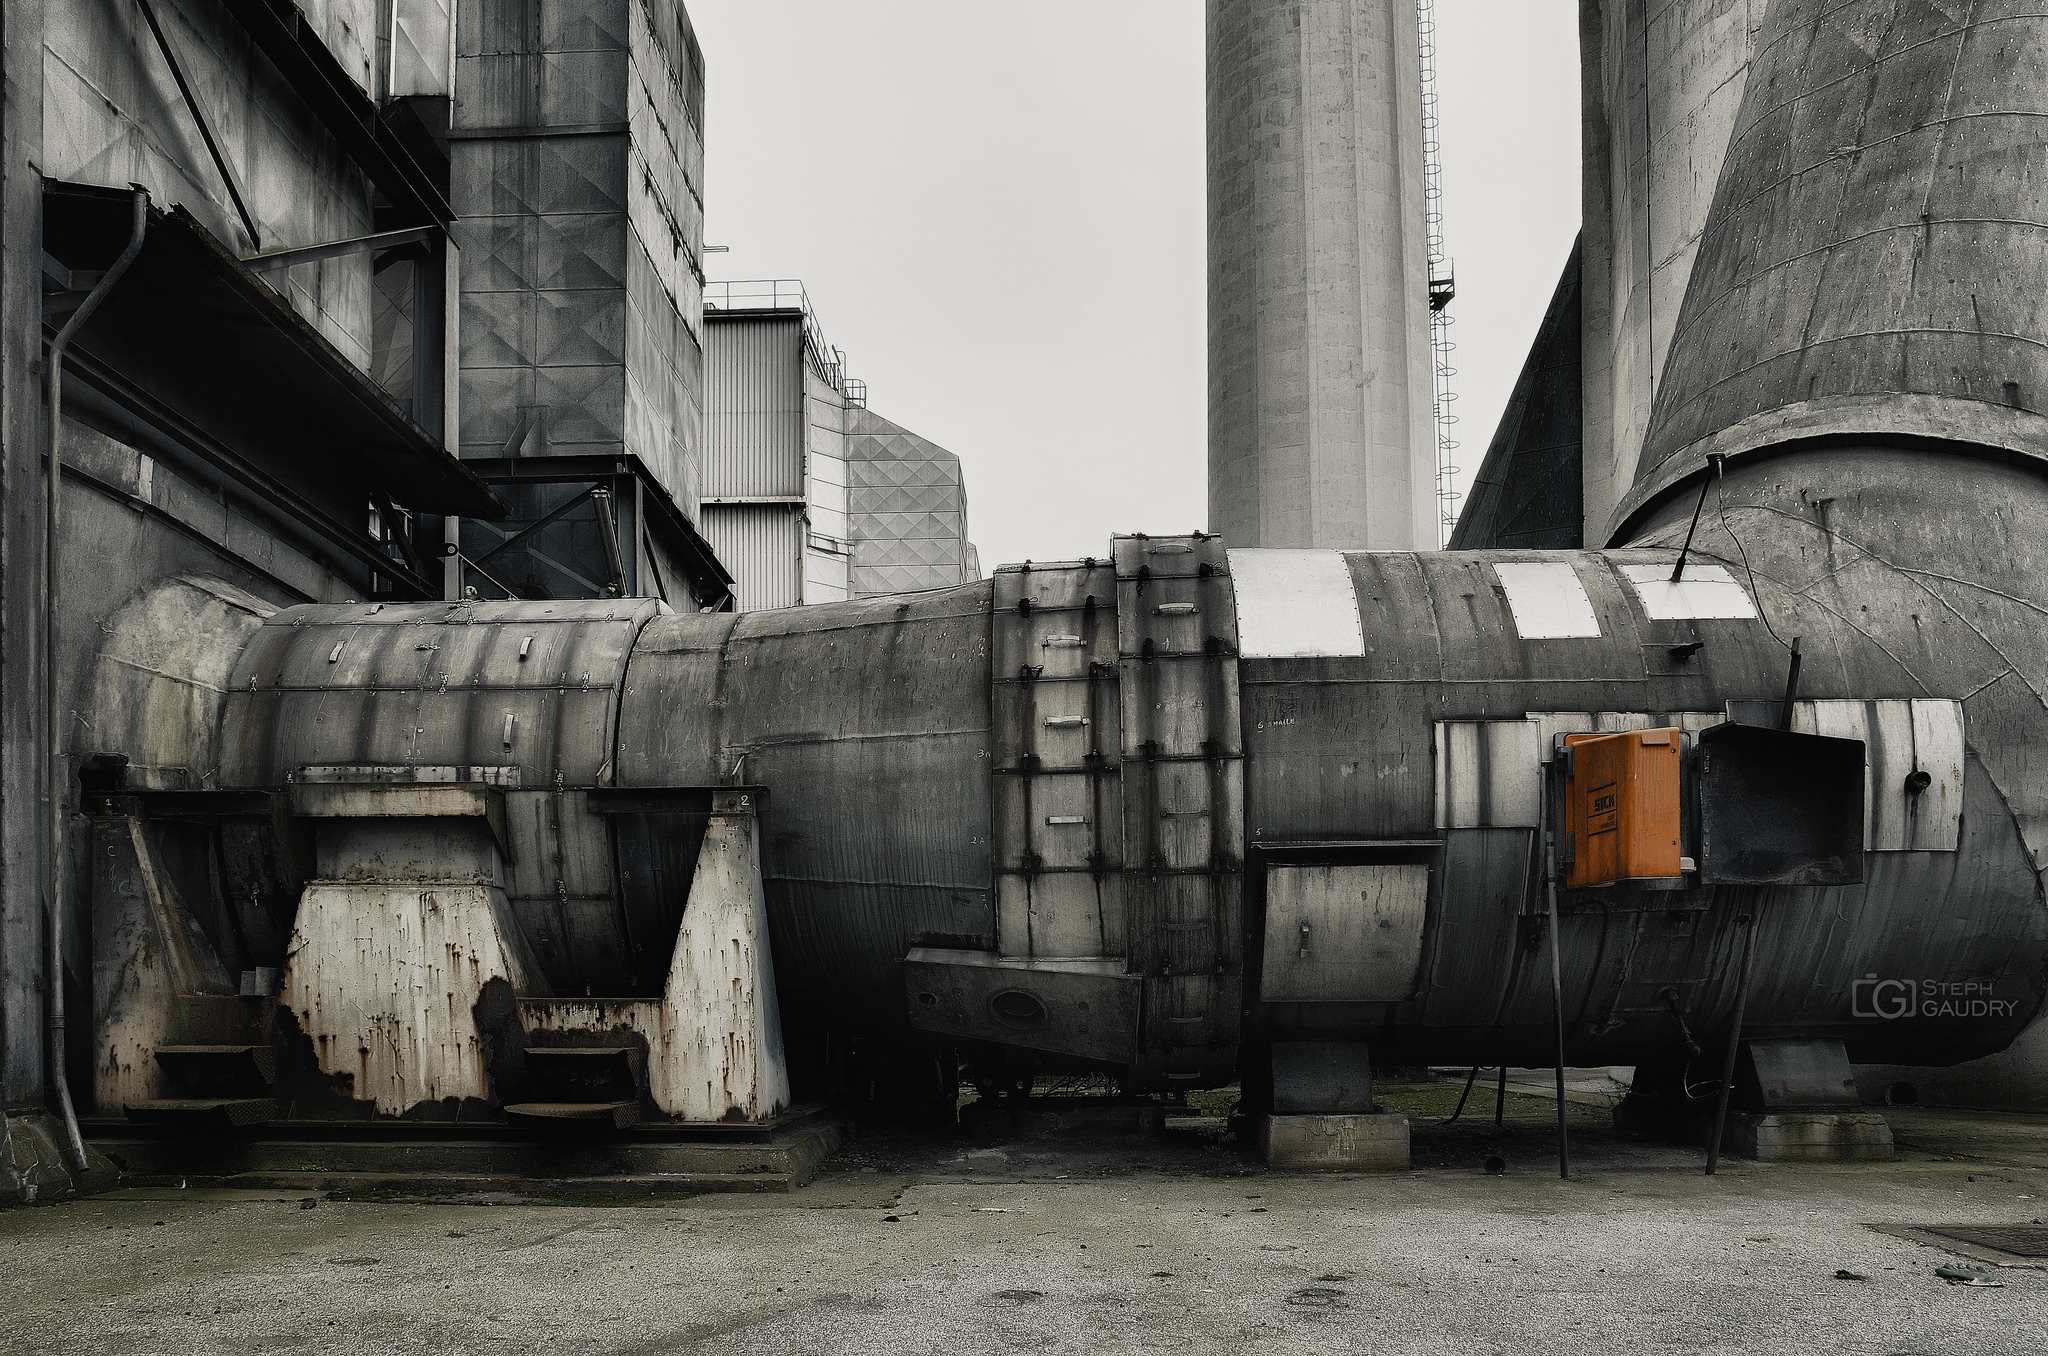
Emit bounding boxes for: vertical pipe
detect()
[1544,828,1570,1179]
[1705,910,1757,1176]
[45,187,150,1174]
[1494,1062,1508,1129]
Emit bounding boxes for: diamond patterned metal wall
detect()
[453,0,706,518]
[846,406,980,597]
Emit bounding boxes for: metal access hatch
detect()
[1260,863,1429,1003]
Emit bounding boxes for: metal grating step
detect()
[153,1045,278,1094]
[125,1098,279,1127]
[502,1102,642,1131]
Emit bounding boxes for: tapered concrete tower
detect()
[1208,0,1438,549]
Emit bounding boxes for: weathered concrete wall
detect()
[1579,0,1766,539]
[1,0,52,1122]
[43,0,379,368]
[1208,0,1437,549]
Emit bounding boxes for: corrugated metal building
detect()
[702,282,978,611]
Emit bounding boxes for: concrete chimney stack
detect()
[1207,0,1438,549]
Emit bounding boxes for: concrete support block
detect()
[0,1110,121,1202]
[1260,1111,1410,1171]
[1724,1111,1894,1162]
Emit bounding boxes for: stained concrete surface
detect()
[4,1084,2047,1355]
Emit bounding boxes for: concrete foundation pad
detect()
[86,1117,842,1195]
[1725,1111,1894,1162]
[1260,1111,1410,1170]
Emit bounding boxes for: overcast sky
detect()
[688,1,1581,571]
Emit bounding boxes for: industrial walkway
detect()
[3,1089,2044,1354]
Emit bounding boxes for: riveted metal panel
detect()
[1493,561,1603,638]
[1226,549,1364,657]
[990,560,1124,960]
[1260,863,1430,1002]
[1617,562,1758,620]
[1115,534,1243,1088]
[218,599,660,790]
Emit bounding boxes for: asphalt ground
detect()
[3,1081,2045,1355]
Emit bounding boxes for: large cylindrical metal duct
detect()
[182,0,2048,1104]
[1208,0,1438,550]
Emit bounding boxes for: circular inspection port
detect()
[915,991,938,1008]
[988,989,1049,1031]
[1482,1155,1507,1176]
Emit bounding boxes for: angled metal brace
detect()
[244,226,439,284]
[470,484,601,569]
[135,0,261,249]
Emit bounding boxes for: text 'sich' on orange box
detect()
[1563,729,1683,888]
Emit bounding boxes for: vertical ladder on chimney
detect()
[1417,0,1460,545]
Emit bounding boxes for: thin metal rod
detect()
[592,487,626,595]
[1777,637,1804,731]
[1705,910,1758,1175]
[244,225,436,278]
[135,0,260,249]
[45,188,150,1175]
[455,550,521,601]
[1495,1062,1508,1129]
[470,483,598,568]
[1447,1064,1482,1124]
[1544,832,1570,1179]
[1670,453,1727,581]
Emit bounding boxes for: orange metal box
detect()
[1563,729,1683,887]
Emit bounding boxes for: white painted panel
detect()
[1791,699,1963,851]
[1493,562,1602,638]
[1619,562,1758,619]
[1261,864,1430,1002]
[1907,700,1966,851]
[1226,549,1365,657]
[1435,721,1541,828]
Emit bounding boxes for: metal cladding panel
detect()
[701,505,802,612]
[903,950,1142,1065]
[1241,546,1798,846]
[846,406,975,596]
[1627,0,2048,525]
[1434,722,1542,829]
[1114,535,1244,1087]
[217,599,660,788]
[1492,562,1601,639]
[613,613,742,784]
[1260,864,1430,1003]
[705,317,804,498]
[1792,699,1965,852]
[1226,549,1365,657]
[616,584,995,1002]
[991,561,1126,960]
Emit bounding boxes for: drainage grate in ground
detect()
[1917,1225,2048,1258]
